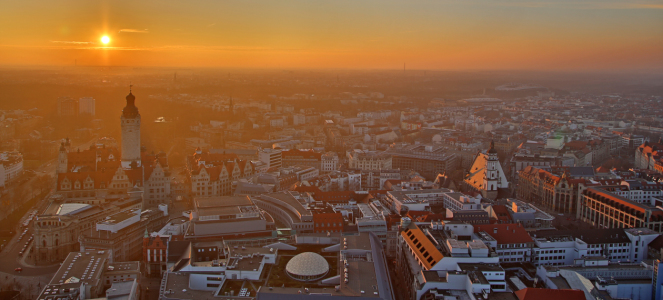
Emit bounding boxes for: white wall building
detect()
[0,151,23,187]
[79,97,96,117]
[258,148,282,170]
[321,152,339,173]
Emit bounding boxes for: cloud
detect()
[50,41,95,45]
[118,29,149,33]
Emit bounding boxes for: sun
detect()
[101,36,110,45]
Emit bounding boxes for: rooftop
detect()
[286,252,329,277]
[56,203,92,216]
[533,228,630,244]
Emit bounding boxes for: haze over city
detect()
[1,0,663,70]
[1,1,663,300]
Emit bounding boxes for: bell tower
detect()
[56,141,68,174]
[483,141,499,191]
[121,86,141,169]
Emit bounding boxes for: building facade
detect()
[120,90,141,169]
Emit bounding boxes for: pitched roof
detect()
[401,224,444,270]
[514,288,585,300]
[491,204,513,222]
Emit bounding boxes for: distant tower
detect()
[56,142,68,174]
[121,86,141,169]
[483,141,499,192]
[229,96,234,114]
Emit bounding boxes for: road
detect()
[0,172,59,277]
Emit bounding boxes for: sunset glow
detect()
[0,0,661,70]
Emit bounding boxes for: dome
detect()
[487,140,498,154]
[122,91,140,118]
[285,252,329,281]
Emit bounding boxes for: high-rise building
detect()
[79,97,96,116]
[121,89,141,169]
[57,96,78,117]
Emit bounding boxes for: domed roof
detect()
[285,252,329,277]
[488,140,498,154]
[122,91,140,118]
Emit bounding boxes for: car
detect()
[14,268,22,272]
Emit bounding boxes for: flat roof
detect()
[458,263,503,272]
[56,203,92,216]
[196,195,253,208]
[97,209,139,225]
[51,251,110,284]
[344,233,372,251]
[107,261,140,274]
[259,192,312,217]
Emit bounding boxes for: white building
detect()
[258,148,282,169]
[120,91,141,169]
[321,152,339,173]
[442,192,482,212]
[347,149,392,170]
[293,114,306,126]
[533,227,658,266]
[463,141,508,199]
[387,189,451,212]
[79,97,96,117]
[398,221,505,300]
[0,151,23,187]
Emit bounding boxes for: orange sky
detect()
[1,0,662,70]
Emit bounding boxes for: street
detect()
[0,137,98,279]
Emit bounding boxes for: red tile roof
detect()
[407,210,431,220]
[491,204,513,222]
[474,223,533,244]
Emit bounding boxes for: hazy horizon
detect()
[1,0,662,71]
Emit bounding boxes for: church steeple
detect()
[122,86,139,118]
[121,85,142,169]
[488,140,498,154]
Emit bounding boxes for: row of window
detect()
[536,249,566,254]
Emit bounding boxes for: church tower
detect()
[56,141,68,174]
[483,141,499,192]
[121,87,141,169]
